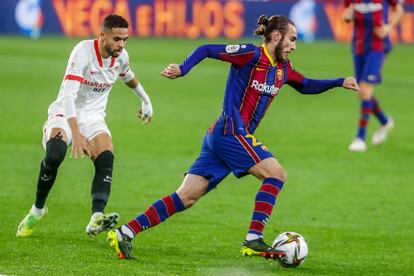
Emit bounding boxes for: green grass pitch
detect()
[0,36,413,275]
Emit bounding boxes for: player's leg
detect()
[371,96,394,144]
[371,96,389,126]
[84,132,119,236]
[241,157,286,258]
[17,124,69,237]
[107,134,230,259]
[108,174,209,259]
[368,52,394,145]
[349,53,372,152]
[127,173,208,235]
[371,99,394,145]
[356,80,374,141]
[212,134,284,259]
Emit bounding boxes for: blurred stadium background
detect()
[1,0,413,275]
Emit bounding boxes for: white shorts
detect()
[42,114,111,149]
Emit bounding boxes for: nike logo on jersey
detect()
[256,67,267,71]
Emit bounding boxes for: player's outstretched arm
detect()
[342,77,359,91]
[161,64,182,79]
[126,78,153,124]
[161,44,255,79]
[286,62,358,94]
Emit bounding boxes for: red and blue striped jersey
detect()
[345,0,400,54]
[179,44,344,136]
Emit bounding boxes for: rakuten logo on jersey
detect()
[250,80,279,96]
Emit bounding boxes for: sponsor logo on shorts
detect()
[261,145,269,151]
[367,75,378,81]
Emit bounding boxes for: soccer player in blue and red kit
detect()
[344,0,404,152]
[107,15,359,259]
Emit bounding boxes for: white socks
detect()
[121,225,135,239]
[31,205,46,217]
[245,233,261,241]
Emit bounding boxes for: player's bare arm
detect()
[343,4,354,23]
[374,3,404,38]
[161,64,182,79]
[125,78,153,124]
[342,77,359,91]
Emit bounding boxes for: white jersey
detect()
[48,39,135,119]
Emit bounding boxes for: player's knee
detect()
[276,169,288,183]
[94,150,114,173]
[183,198,197,208]
[177,192,201,208]
[44,138,67,170]
[263,166,287,182]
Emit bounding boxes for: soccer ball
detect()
[272,232,308,267]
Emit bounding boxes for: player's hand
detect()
[342,77,359,91]
[70,133,93,159]
[137,100,153,124]
[374,24,391,38]
[161,64,182,79]
[343,5,354,23]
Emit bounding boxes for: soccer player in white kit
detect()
[16,15,153,237]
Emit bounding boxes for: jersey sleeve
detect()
[179,44,257,76]
[344,0,353,7]
[63,41,89,82]
[59,42,89,118]
[286,61,344,94]
[388,0,401,7]
[285,60,306,87]
[118,50,135,83]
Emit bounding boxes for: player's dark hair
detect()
[102,14,129,30]
[255,15,295,42]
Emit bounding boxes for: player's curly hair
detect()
[255,15,295,42]
[102,14,129,30]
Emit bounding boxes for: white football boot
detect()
[348,137,367,152]
[85,212,119,237]
[372,117,394,145]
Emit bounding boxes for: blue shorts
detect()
[188,133,274,193]
[353,51,386,84]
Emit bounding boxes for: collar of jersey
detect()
[262,44,277,67]
[94,39,116,68]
